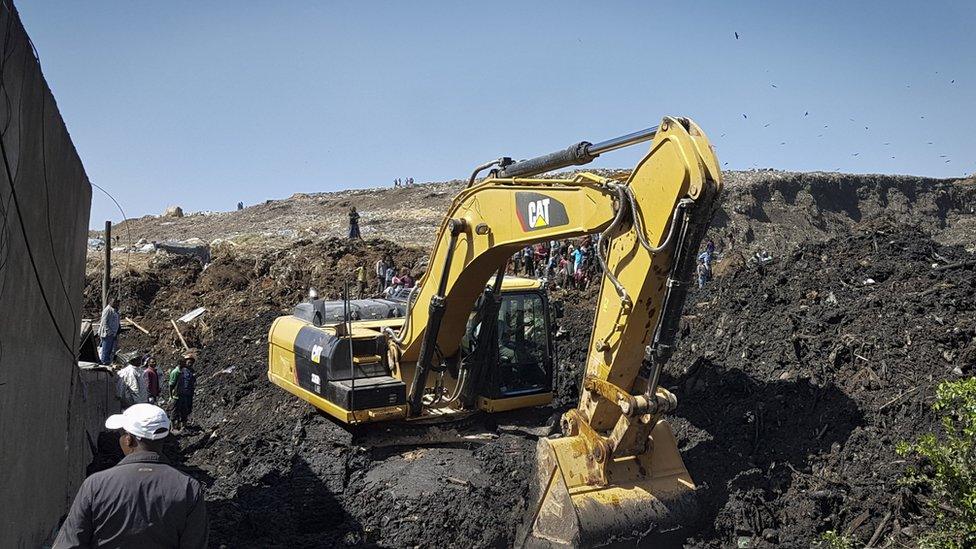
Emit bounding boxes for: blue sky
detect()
[17,1,976,227]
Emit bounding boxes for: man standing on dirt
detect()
[355,263,368,298]
[348,206,361,239]
[98,297,120,365]
[167,360,181,404]
[116,355,148,408]
[143,356,161,404]
[374,256,388,294]
[173,352,198,430]
[384,262,397,291]
[697,257,710,289]
[53,403,209,548]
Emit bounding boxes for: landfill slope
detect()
[671,224,972,546]
[82,172,976,547]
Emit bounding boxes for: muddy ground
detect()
[83,173,976,548]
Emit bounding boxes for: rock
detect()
[163,205,184,217]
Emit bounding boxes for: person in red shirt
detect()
[533,243,547,277]
[397,267,415,288]
[143,356,161,404]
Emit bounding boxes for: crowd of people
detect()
[510,236,601,290]
[111,347,199,432]
[97,298,201,432]
[62,303,209,546]
[393,177,415,188]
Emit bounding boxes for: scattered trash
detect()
[178,307,207,323]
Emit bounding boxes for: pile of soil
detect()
[549,221,975,547]
[84,214,975,546]
[85,237,552,548]
[669,222,975,547]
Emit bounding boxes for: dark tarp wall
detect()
[0,2,94,546]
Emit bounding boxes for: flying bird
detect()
[743,114,748,119]
[928,142,933,145]
[771,84,778,88]
[734,32,739,39]
[946,160,951,163]
[884,142,890,145]
[763,123,770,127]
[804,111,809,116]
[817,134,823,138]
[865,126,869,130]
[780,142,786,145]
[852,153,860,156]
[951,79,955,84]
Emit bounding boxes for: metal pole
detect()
[345,282,356,419]
[495,126,659,179]
[586,126,659,156]
[102,221,111,311]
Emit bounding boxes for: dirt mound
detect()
[84,236,554,548]
[80,173,976,548]
[668,222,975,547]
[545,221,975,547]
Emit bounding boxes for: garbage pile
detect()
[82,217,975,547]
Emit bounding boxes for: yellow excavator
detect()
[268,116,721,546]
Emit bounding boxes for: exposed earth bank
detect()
[84,172,976,547]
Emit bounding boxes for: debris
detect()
[162,205,184,218]
[124,317,150,335]
[170,319,189,351]
[867,511,892,547]
[443,476,471,487]
[154,239,211,265]
[178,307,207,323]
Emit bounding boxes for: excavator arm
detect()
[386,117,722,545]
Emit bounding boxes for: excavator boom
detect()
[387,117,721,545]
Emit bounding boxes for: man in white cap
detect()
[54,404,208,548]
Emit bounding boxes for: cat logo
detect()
[516,192,569,232]
[527,198,551,228]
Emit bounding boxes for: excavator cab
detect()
[465,288,554,407]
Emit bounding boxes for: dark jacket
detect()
[54,451,208,548]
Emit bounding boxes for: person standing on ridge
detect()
[348,206,361,239]
[98,297,120,365]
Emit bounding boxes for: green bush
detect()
[897,378,976,548]
[817,530,854,549]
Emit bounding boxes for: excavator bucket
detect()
[519,419,697,547]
